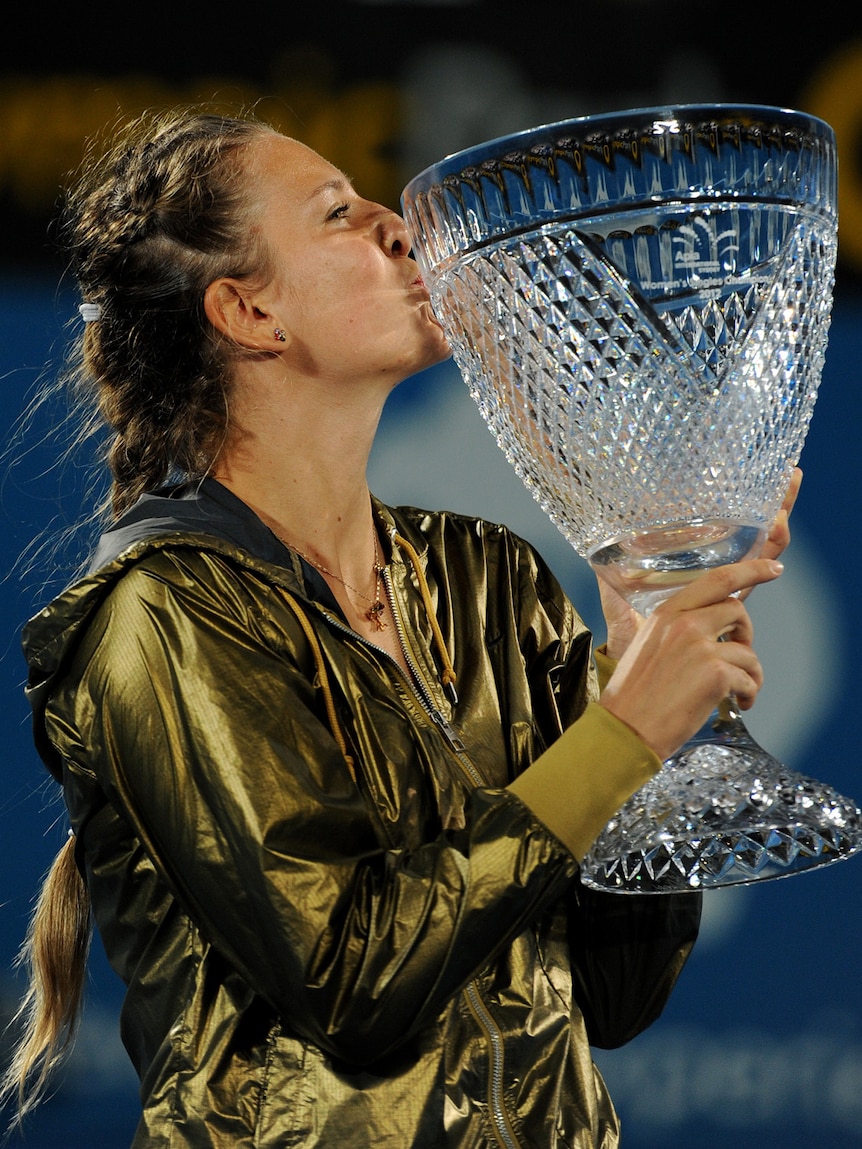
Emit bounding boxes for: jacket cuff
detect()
[507,702,661,862]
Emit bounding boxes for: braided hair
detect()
[65,108,274,516]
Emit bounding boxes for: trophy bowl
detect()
[402,104,862,892]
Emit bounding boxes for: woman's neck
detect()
[213,365,413,665]
[213,368,386,574]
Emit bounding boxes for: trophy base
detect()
[579,705,862,893]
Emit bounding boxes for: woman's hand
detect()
[597,577,644,663]
[597,467,802,659]
[737,466,802,601]
[598,558,784,763]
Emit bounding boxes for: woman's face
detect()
[246,133,451,388]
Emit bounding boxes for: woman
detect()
[3,109,792,1148]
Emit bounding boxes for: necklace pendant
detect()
[367,600,387,630]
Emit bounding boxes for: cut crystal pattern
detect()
[432,216,833,566]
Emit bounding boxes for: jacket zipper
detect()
[312,592,482,788]
[379,565,485,788]
[382,566,524,1149]
[315,576,523,1149]
[464,981,523,1149]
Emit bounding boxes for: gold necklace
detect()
[286,529,387,631]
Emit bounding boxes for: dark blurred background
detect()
[3,3,862,1146]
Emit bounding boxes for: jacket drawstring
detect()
[392,531,458,700]
[278,588,357,783]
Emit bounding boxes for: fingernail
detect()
[769,560,784,574]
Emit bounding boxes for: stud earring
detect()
[274,328,286,342]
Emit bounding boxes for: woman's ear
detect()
[203,278,289,351]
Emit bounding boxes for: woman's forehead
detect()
[248,133,349,198]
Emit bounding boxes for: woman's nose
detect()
[379,210,412,257]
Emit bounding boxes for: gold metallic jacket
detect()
[23,481,701,1148]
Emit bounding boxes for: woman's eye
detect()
[328,202,350,221]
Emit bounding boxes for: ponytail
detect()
[1,836,92,1128]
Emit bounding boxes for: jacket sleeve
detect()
[567,885,702,1048]
[504,536,702,1047]
[46,549,579,1066]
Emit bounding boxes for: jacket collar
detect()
[89,477,296,572]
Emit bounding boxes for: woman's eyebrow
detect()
[304,175,354,203]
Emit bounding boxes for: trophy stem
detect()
[579,699,862,893]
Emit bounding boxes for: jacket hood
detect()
[22,478,361,781]
[87,478,294,571]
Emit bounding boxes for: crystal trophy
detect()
[402,105,862,892]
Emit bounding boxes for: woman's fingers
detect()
[656,594,754,646]
[719,639,765,707]
[782,465,803,517]
[597,574,644,661]
[653,558,784,615]
[760,466,802,563]
[737,467,801,602]
[598,559,781,761]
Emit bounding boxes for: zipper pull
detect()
[430,708,467,754]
